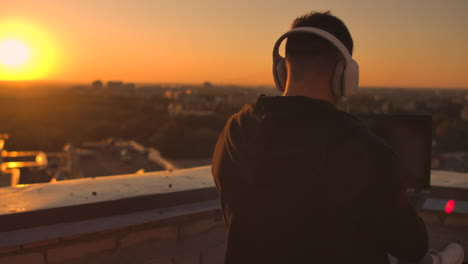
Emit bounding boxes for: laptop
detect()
[357,114,432,210]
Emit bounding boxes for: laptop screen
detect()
[357,114,432,191]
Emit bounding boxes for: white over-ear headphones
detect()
[272,27,359,98]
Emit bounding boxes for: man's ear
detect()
[276,58,287,91]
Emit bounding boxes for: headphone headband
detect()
[273,27,352,62]
[272,27,359,97]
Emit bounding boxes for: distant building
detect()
[168,103,215,117]
[124,83,136,90]
[106,81,135,95]
[107,81,124,90]
[92,80,103,89]
[381,102,391,113]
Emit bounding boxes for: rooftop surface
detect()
[76,142,166,178]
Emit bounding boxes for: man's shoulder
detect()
[224,103,255,132]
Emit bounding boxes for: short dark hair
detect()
[286,11,353,63]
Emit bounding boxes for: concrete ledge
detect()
[0,187,218,232]
[0,165,214,215]
[0,166,216,232]
[431,170,468,189]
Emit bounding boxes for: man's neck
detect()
[283,81,338,104]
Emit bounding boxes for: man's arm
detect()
[363,150,429,262]
[211,123,240,228]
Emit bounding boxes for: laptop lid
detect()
[357,114,432,192]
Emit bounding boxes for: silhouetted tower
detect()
[92,80,103,89]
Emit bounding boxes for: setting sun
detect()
[0,21,57,81]
[0,39,30,67]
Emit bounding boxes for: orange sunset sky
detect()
[0,0,467,88]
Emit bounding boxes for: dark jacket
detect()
[212,95,428,264]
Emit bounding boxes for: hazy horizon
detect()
[1,79,467,91]
[1,0,467,89]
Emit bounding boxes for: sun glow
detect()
[0,21,57,81]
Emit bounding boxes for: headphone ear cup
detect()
[276,58,287,91]
[344,59,359,97]
[332,60,345,97]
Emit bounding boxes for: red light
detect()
[445,200,455,214]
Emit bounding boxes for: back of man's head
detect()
[286,11,353,69]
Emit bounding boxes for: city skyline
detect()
[0,0,467,89]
